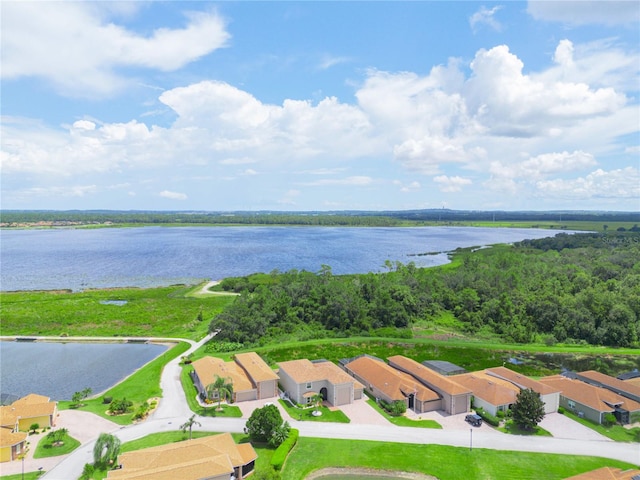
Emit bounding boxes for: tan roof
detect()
[387,356,471,396]
[486,366,560,395]
[192,356,254,392]
[539,375,640,413]
[625,377,640,388]
[564,467,640,480]
[278,359,360,387]
[0,428,27,448]
[0,394,56,427]
[453,372,519,407]
[578,370,640,397]
[345,356,439,403]
[234,352,279,383]
[108,432,257,480]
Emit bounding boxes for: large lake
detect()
[0,226,571,292]
[0,341,168,401]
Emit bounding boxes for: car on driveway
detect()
[465,413,482,427]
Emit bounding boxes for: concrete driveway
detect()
[539,413,612,442]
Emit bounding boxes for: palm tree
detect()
[311,393,324,414]
[93,433,121,469]
[180,414,201,440]
[206,375,234,411]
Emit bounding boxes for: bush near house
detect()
[475,407,500,427]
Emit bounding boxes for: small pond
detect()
[0,341,169,401]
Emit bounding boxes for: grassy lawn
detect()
[278,399,350,423]
[281,437,637,480]
[0,282,236,340]
[365,398,442,429]
[58,341,190,425]
[0,473,45,480]
[562,410,640,443]
[33,432,81,458]
[179,364,243,417]
[498,420,552,437]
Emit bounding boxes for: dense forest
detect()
[209,232,640,348]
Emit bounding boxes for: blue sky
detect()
[2,1,639,212]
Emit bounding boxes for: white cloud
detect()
[433,175,472,192]
[395,181,421,193]
[302,176,373,187]
[535,167,640,199]
[469,6,503,32]
[1,3,230,97]
[159,190,188,200]
[528,1,640,26]
[318,54,350,70]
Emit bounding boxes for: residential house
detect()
[387,355,472,415]
[539,375,640,425]
[576,370,640,404]
[107,432,257,480]
[278,359,363,406]
[564,466,640,479]
[486,366,560,414]
[452,371,520,416]
[0,429,27,463]
[191,352,278,403]
[343,356,440,413]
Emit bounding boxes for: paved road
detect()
[2,334,637,479]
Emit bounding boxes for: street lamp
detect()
[469,428,473,452]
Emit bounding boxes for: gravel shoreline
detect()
[304,467,438,479]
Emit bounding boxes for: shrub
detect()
[108,398,133,415]
[475,408,500,427]
[603,413,617,427]
[558,406,565,414]
[103,396,112,405]
[270,428,299,471]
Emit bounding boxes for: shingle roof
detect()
[278,359,362,388]
[108,432,257,480]
[345,356,439,403]
[192,356,254,392]
[486,366,560,395]
[234,352,279,382]
[539,375,640,413]
[0,394,56,428]
[452,372,520,407]
[578,370,640,398]
[564,467,640,480]
[388,356,471,396]
[0,428,27,449]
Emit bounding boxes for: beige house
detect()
[278,359,364,406]
[0,394,57,463]
[387,355,472,415]
[486,366,560,414]
[191,352,278,403]
[540,375,640,425]
[576,370,640,404]
[453,372,520,416]
[107,432,257,480]
[343,356,440,413]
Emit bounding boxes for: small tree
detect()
[29,423,40,434]
[268,421,291,448]
[47,428,68,446]
[93,433,121,469]
[390,400,407,416]
[206,375,234,410]
[311,393,323,414]
[603,413,617,427]
[180,414,201,440]
[511,388,545,431]
[246,404,286,444]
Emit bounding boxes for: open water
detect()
[0,226,572,292]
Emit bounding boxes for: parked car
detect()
[465,413,482,427]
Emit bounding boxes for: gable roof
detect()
[486,366,560,395]
[388,355,471,396]
[539,375,640,413]
[564,467,640,480]
[0,428,27,449]
[452,372,520,407]
[278,359,363,389]
[234,352,279,383]
[577,370,640,399]
[108,432,257,480]
[345,356,439,403]
[192,356,254,392]
[0,394,57,428]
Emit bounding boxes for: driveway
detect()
[539,413,612,442]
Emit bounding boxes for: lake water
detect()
[0,226,572,292]
[0,341,168,401]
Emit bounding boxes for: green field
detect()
[0,282,235,340]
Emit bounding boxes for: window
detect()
[568,400,576,409]
[306,382,312,389]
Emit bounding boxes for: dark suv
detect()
[465,413,482,427]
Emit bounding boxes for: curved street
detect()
[1,335,638,479]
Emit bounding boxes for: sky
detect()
[1,1,639,212]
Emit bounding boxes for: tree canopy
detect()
[511,388,546,431]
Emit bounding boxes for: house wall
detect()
[257,379,277,399]
[472,396,499,417]
[0,446,11,463]
[450,393,471,415]
[191,370,206,397]
[354,388,363,400]
[203,474,229,480]
[560,396,605,424]
[18,415,51,431]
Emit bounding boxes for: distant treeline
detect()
[1,209,639,226]
[209,232,640,348]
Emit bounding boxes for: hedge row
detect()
[475,408,500,427]
[270,428,299,471]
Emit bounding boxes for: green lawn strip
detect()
[0,284,235,340]
[179,364,242,417]
[58,341,190,425]
[278,399,350,423]
[497,420,552,437]
[561,410,640,443]
[33,432,81,458]
[281,437,636,480]
[365,398,441,429]
[0,473,45,480]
